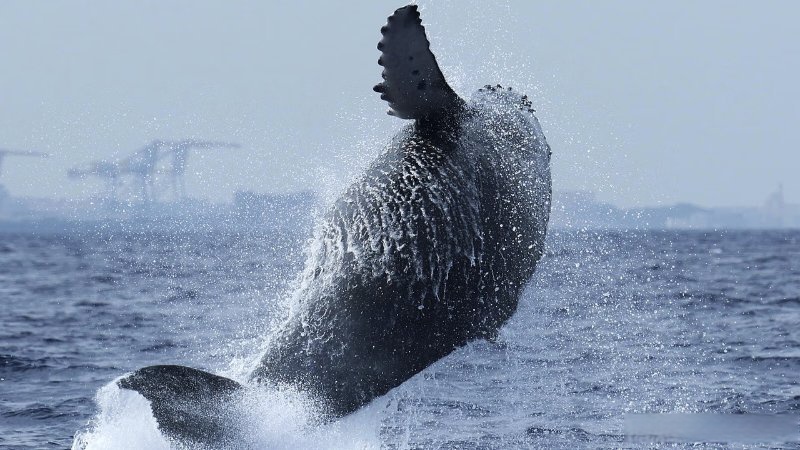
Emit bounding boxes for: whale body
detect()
[117,4,551,446]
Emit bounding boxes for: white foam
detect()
[73,379,387,450]
[226,384,388,449]
[72,379,170,450]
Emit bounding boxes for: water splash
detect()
[72,380,169,450]
[72,377,388,450]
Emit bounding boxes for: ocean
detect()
[1,226,798,448]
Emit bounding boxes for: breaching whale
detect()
[117,4,551,446]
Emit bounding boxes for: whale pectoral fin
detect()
[374,5,463,120]
[117,365,242,445]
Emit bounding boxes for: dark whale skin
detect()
[114,5,552,445]
[251,86,552,417]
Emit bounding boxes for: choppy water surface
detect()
[1,228,798,448]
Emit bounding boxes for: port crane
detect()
[68,140,240,203]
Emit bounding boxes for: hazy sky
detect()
[1,1,798,207]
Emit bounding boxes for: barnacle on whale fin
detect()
[478,83,539,115]
[374,4,464,120]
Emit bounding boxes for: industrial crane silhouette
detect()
[68,140,239,203]
[165,140,240,199]
[67,159,124,201]
[118,140,163,202]
[0,149,49,178]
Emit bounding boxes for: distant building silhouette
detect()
[549,188,800,230]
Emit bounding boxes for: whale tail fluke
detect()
[374,4,464,121]
[117,365,242,445]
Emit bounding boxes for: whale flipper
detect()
[374,5,464,120]
[117,365,242,445]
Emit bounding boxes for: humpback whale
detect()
[117,4,551,446]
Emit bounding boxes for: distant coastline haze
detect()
[1,1,798,208]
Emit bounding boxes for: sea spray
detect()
[72,380,169,450]
[72,377,387,450]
